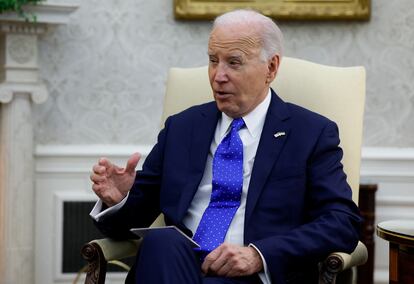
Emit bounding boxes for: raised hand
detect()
[90,153,141,207]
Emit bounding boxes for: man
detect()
[90,9,361,284]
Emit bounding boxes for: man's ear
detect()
[266,54,280,83]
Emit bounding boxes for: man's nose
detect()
[214,64,229,83]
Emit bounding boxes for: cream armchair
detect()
[82,57,368,284]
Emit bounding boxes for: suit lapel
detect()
[178,102,220,220]
[190,103,220,174]
[244,90,291,227]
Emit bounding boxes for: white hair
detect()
[213,9,284,61]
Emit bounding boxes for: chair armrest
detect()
[324,241,368,272]
[89,238,141,261]
[81,239,141,284]
[80,215,164,284]
[319,241,368,284]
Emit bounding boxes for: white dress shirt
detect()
[91,89,272,284]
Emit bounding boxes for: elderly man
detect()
[90,9,361,284]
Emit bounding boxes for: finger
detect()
[125,152,141,174]
[216,260,234,277]
[90,172,106,183]
[98,157,113,171]
[208,249,229,274]
[202,246,223,274]
[209,243,237,274]
[92,183,103,194]
[92,164,106,175]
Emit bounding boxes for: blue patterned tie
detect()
[193,118,245,256]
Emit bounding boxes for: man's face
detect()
[208,24,278,118]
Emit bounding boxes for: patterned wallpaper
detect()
[34,0,414,147]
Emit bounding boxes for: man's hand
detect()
[201,243,263,277]
[90,153,141,207]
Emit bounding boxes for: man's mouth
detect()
[215,91,232,97]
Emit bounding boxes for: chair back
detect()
[162,57,365,204]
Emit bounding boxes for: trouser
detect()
[127,228,262,284]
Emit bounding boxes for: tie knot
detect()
[231,118,245,132]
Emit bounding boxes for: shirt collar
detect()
[219,88,271,139]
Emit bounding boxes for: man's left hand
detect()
[201,243,263,277]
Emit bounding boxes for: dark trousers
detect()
[126,228,262,284]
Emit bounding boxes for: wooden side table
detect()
[376,220,414,284]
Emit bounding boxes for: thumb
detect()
[125,152,141,174]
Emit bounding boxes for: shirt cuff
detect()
[249,243,271,284]
[89,193,129,222]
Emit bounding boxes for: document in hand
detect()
[130,226,200,248]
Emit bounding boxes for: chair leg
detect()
[81,242,108,284]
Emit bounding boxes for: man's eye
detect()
[229,60,241,66]
[209,58,218,64]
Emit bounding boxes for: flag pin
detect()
[274,132,286,138]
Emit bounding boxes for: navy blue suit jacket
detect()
[96,90,361,283]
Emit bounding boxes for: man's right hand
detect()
[90,153,141,207]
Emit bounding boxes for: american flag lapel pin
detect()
[274,132,286,138]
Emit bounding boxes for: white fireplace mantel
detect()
[0,3,78,284]
[0,2,78,104]
[0,2,78,25]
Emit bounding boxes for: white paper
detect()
[130,226,200,248]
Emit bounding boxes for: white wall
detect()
[35,0,414,147]
[361,148,414,283]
